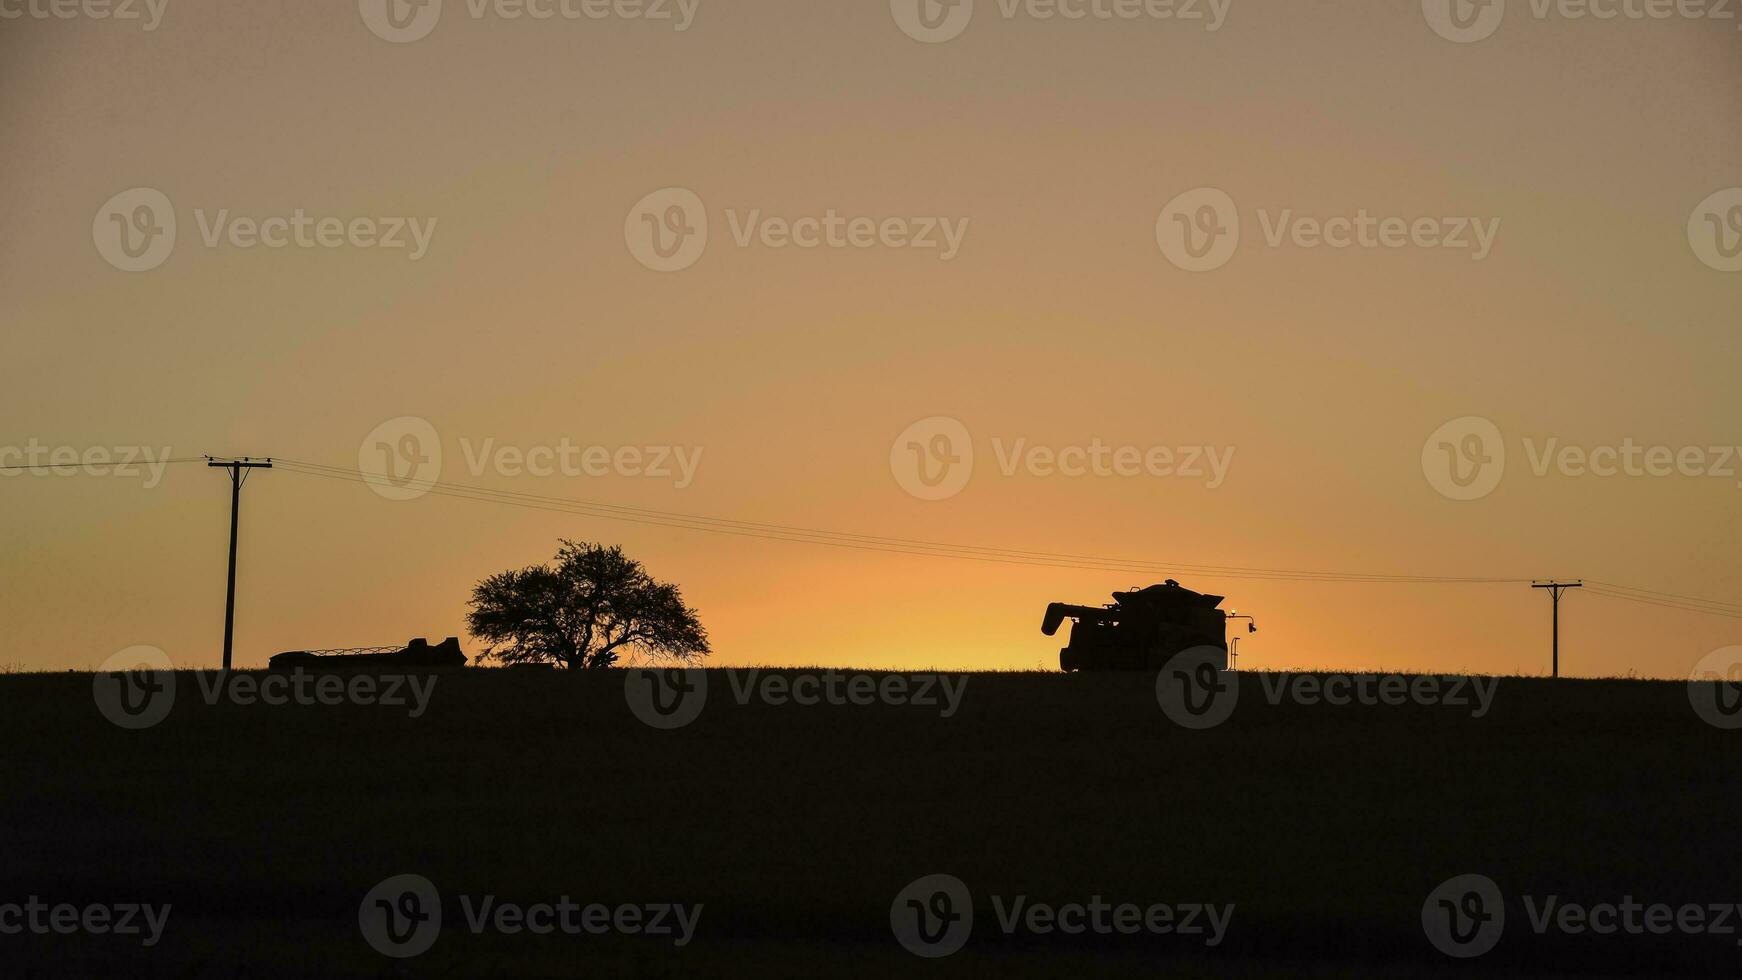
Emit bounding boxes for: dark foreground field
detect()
[0,668,1737,977]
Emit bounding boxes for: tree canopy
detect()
[466,540,710,669]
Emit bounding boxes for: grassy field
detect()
[0,667,1736,977]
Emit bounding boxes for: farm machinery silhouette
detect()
[268,637,467,672]
[1042,580,1255,672]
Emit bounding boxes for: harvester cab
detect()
[1043,580,1246,672]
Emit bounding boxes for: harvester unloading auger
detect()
[1042,580,1255,671]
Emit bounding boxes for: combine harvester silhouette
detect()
[1043,580,1255,672]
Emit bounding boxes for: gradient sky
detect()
[3,0,1739,676]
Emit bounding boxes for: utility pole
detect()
[208,457,272,671]
[1531,580,1582,679]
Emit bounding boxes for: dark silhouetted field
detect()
[0,669,1736,977]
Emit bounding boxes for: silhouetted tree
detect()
[466,540,710,669]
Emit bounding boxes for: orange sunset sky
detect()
[2,0,1739,676]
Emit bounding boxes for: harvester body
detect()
[1043,581,1229,671]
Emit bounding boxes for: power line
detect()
[274,459,1742,620]
[0,456,208,472]
[271,457,1528,586]
[1583,584,1742,621]
[1585,580,1742,616]
[12,449,1739,621]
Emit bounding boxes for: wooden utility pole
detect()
[208,458,272,671]
[1531,580,1582,678]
